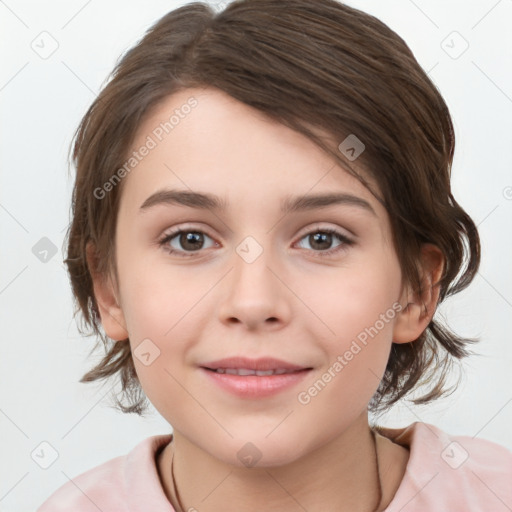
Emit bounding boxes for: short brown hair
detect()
[64,0,481,415]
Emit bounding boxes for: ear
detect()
[392,243,445,344]
[86,242,129,341]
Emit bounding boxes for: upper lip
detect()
[201,357,311,372]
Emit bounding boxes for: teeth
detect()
[256,370,276,376]
[213,368,295,376]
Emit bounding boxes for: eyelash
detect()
[157,225,355,258]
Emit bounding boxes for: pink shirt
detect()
[37,421,512,511]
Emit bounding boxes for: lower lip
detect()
[200,368,312,398]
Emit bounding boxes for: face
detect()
[106,87,412,467]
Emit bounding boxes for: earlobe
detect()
[86,242,129,341]
[392,244,444,344]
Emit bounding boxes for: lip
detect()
[199,357,312,399]
[200,356,309,372]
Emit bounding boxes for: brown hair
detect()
[64,0,480,415]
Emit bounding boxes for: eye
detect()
[157,225,354,258]
[158,227,217,257]
[295,227,354,257]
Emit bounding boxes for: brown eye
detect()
[158,229,216,257]
[296,228,354,257]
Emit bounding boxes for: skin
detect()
[88,87,444,512]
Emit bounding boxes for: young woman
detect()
[38,0,512,510]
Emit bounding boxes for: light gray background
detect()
[1,1,511,510]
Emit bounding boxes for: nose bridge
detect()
[232,233,278,296]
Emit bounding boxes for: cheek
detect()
[317,258,401,336]
[119,264,211,406]
[308,254,401,390]
[302,294,398,419]
[119,256,208,339]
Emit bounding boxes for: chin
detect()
[213,433,304,470]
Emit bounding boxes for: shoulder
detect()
[378,421,512,512]
[37,434,174,512]
[37,453,127,512]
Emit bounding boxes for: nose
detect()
[217,238,292,331]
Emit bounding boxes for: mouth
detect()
[202,367,310,376]
[200,356,312,374]
[199,357,313,398]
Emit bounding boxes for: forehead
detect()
[120,87,384,219]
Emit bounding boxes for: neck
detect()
[157,414,393,512]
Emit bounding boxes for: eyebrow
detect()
[139,189,376,216]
